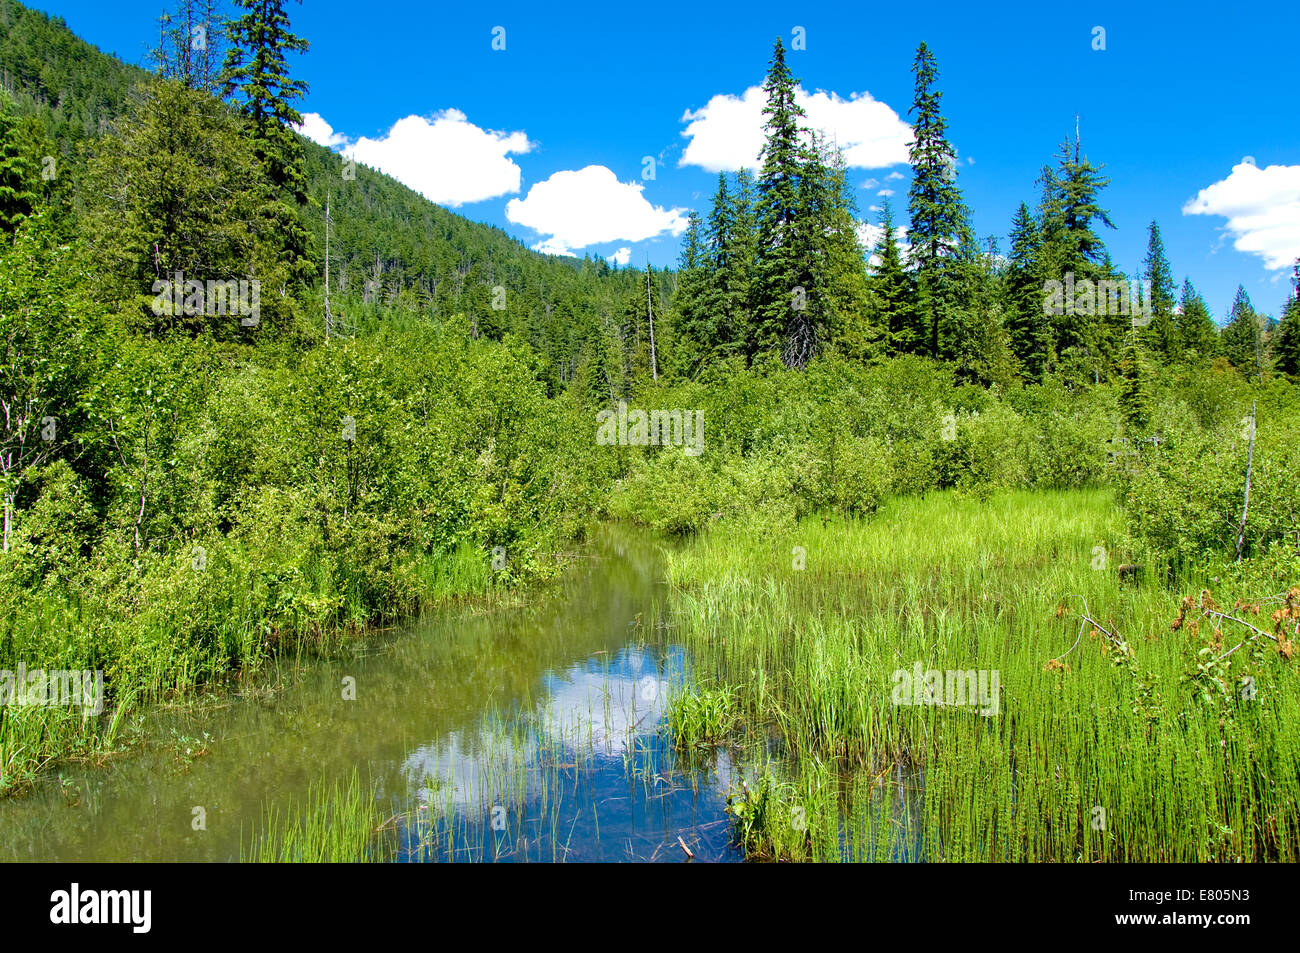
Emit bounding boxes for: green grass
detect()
[242,770,389,863]
[661,488,1300,861]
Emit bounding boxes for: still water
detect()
[0,526,742,862]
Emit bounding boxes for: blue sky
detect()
[30,0,1300,321]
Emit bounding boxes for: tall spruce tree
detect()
[1005,202,1050,380]
[1222,285,1263,378]
[868,199,916,355]
[905,42,967,360]
[1141,220,1177,361]
[672,211,709,373]
[222,0,313,284]
[809,138,874,361]
[1271,260,1300,377]
[1036,130,1117,376]
[722,167,757,356]
[752,37,817,367]
[1177,278,1218,362]
[0,98,39,239]
[1117,334,1153,435]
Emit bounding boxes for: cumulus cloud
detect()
[332,109,531,208]
[294,112,349,149]
[1183,161,1300,271]
[607,247,632,266]
[505,166,689,256]
[679,85,912,173]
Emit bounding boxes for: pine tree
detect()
[941,227,986,378]
[222,0,313,285]
[1117,334,1153,435]
[1177,278,1218,362]
[0,98,39,239]
[1272,260,1300,377]
[1036,130,1117,376]
[702,172,741,355]
[1141,220,1177,361]
[809,138,874,360]
[752,37,817,367]
[721,167,757,356]
[868,199,916,355]
[905,42,967,360]
[672,211,709,373]
[223,0,309,197]
[1222,285,1264,378]
[1005,202,1050,380]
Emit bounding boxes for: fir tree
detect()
[868,199,916,356]
[752,37,816,367]
[905,42,967,360]
[222,0,313,285]
[1177,278,1218,362]
[1117,334,1153,435]
[1141,220,1177,361]
[1272,260,1300,377]
[1005,202,1050,380]
[1222,284,1264,378]
[672,211,709,373]
[0,98,39,239]
[1036,131,1120,380]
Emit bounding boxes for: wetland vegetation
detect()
[0,0,1297,864]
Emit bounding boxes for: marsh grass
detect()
[243,769,390,863]
[662,488,1300,861]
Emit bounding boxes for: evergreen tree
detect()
[81,78,293,335]
[222,0,313,284]
[0,97,39,239]
[751,37,817,367]
[905,42,967,360]
[1177,278,1218,362]
[940,227,986,378]
[223,0,309,196]
[1036,131,1117,377]
[1222,284,1264,378]
[1272,260,1300,377]
[1005,202,1050,380]
[721,167,757,356]
[1117,334,1153,435]
[671,211,709,373]
[1141,220,1177,361]
[814,142,875,360]
[867,199,915,356]
[155,0,226,94]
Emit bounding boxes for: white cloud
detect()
[886,171,905,181]
[877,188,895,197]
[1183,161,1300,271]
[505,165,689,256]
[293,112,349,149]
[860,177,880,189]
[679,86,911,173]
[607,247,632,266]
[337,109,531,208]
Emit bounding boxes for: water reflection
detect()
[0,526,742,863]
